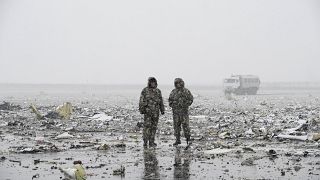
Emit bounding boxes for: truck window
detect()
[225,79,236,83]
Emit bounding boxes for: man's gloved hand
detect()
[161,111,165,115]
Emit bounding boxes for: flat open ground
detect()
[0,84,320,180]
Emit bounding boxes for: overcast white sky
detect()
[0,0,319,85]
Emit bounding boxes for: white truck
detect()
[223,75,260,95]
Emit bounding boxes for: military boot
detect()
[173,138,181,146]
[149,141,157,148]
[149,143,157,147]
[186,136,191,145]
[143,140,148,148]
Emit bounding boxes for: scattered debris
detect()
[114,143,126,148]
[242,147,255,153]
[31,173,40,179]
[204,148,235,155]
[89,113,113,122]
[241,156,266,166]
[0,101,21,111]
[0,120,8,127]
[241,158,255,166]
[312,133,320,141]
[86,164,106,169]
[113,165,125,176]
[30,102,73,120]
[30,104,45,120]
[59,161,87,180]
[10,145,60,154]
[56,102,73,120]
[55,132,74,139]
[277,134,310,141]
[74,161,87,180]
[244,129,255,136]
[0,156,6,161]
[1,85,320,179]
[218,132,231,139]
[96,144,110,150]
[267,149,277,156]
[9,159,21,166]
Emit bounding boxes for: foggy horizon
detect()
[1,0,319,85]
[1,80,320,87]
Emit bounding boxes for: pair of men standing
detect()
[139,77,193,148]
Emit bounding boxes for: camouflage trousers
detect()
[143,113,159,144]
[173,113,190,140]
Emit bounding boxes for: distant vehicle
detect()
[223,75,260,95]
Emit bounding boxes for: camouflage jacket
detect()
[169,88,193,114]
[139,87,165,115]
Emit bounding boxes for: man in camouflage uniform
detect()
[139,77,165,148]
[169,78,193,146]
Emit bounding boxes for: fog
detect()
[0,0,319,85]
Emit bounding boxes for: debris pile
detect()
[0,89,320,179]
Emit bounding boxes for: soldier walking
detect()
[169,78,193,146]
[139,77,165,148]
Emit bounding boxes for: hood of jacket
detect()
[174,78,185,89]
[148,77,158,88]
